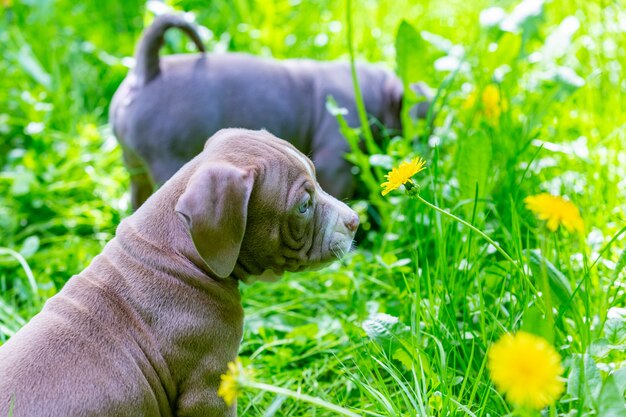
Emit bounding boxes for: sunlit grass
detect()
[1,0,625,415]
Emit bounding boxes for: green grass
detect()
[1,0,625,415]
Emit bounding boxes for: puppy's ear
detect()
[175,162,253,278]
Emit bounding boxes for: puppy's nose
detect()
[345,212,359,233]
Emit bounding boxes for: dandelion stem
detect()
[243,381,361,417]
[413,194,522,274]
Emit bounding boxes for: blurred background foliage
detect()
[1,0,626,415]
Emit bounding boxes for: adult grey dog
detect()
[0,129,359,417]
[110,13,431,208]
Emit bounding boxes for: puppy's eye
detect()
[298,198,311,214]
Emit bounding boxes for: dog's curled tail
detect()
[134,13,206,85]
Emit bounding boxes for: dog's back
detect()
[110,14,407,208]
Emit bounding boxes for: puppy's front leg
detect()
[176,376,234,417]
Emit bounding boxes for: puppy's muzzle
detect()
[318,196,359,263]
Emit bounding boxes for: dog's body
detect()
[110,14,431,208]
[0,129,358,417]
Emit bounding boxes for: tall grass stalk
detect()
[411,191,521,274]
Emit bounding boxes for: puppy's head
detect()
[175,129,359,282]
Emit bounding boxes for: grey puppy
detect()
[110,14,431,208]
[0,128,359,417]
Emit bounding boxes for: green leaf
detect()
[520,304,554,343]
[457,131,492,218]
[584,354,603,401]
[614,246,626,280]
[597,375,626,417]
[395,20,427,86]
[589,338,610,358]
[526,249,574,307]
[567,354,603,407]
[392,348,414,369]
[378,253,411,269]
[612,368,626,396]
[484,32,522,71]
[362,313,434,379]
[604,318,626,346]
[391,338,435,380]
[362,313,411,350]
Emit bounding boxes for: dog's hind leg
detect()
[149,156,190,193]
[122,147,155,210]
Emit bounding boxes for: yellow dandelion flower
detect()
[463,84,508,123]
[380,157,427,196]
[218,360,242,406]
[481,84,508,119]
[488,331,564,409]
[524,193,584,233]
